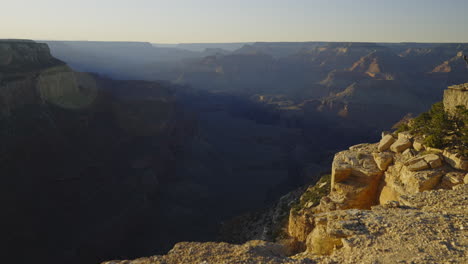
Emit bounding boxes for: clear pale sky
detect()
[1,0,468,43]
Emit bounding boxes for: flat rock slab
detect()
[390,138,412,153]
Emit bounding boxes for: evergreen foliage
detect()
[397,102,468,155]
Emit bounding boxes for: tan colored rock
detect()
[398,131,413,140]
[103,240,312,264]
[298,185,468,264]
[439,172,466,189]
[378,135,396,152]
[288,211,314,244]
[443,149,468,171]
[390,138,412,153]
[331,144,383,209]
[413,139,425,151]
[444,84,468,114]
[306,215,343,255]
[372,152,393,171]
[407,159,430,171]
[465,173,468,184]
[400,166,445,193]
[378,159,408,205]
[379,183,402,205]
[402,148,416,159]
[424,154,443,169]
[404,154,442,171]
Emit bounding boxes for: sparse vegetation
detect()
[396,102,468,155]
[291,174,331,213]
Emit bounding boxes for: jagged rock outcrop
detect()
[286,84,468,255]
[330,143,383,210]
[299,185,468,263]
[443,83,468,114]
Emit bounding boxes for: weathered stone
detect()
[306,214,344,255]
[402,148,416,159]
[423,154,443,169]
[443,84,468,114]
[407,159,430,171]
[464,173,468,184]
[288,211,314,244]
[379,183,401,205]
[398,132,413,140]
[443,149,468,171]
[390,138,412,153]
[400,166,445,193]
[413,140,425,151]
[331,144,383,209]
[378,135,396,152]
[372,152,393,171]
[439,172,466,189]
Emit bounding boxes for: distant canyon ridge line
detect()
[43,40,468,133]
[1,39,468,264]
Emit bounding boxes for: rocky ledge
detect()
[102,130,467,263]
[287,130,467,255]
[102,184,467,264]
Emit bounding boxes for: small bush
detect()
[398,102,467,153]
[395,123,410,134]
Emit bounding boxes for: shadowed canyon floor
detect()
[2,40,468,264]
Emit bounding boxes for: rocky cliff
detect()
[0,40,194,264]
[284,84,468,260]
[444,83,468,114]
[103,85,468,264]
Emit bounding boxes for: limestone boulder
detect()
[306,214,343,255]
[378,159,408,205]
[407,159,430,171]
[379,183,402,205]
[424,154,443,169]
[413,139,425,151]
[288,211,314,244]
[404,154,443,171]
[378,135,396,152]
[398,132,413,140]
[399,165,445,193]
[372,152,393,171]
[331,144,383,209]
[439,172,466,189]
[442,149,468,171]
[402,148,417,159]
[390,138,412,153]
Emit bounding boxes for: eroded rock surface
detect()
[102,241,314,264]
[298,185,468,264]
[102,185,468,264]
[287,130,467,256]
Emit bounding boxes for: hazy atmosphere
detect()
[2,0,468,43]
[2,1,468,264]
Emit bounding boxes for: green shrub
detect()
[395,123,410,134]
[399,102,467,153]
